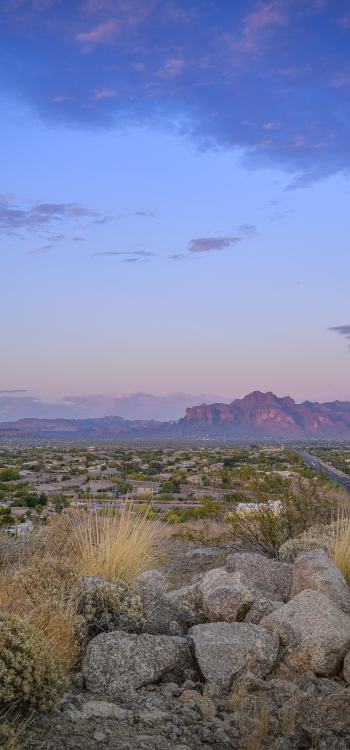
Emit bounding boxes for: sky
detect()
[1,0,350,421]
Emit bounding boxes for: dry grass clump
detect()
[246,698,270,750]
[331,516,350,584]
[69,507,164,583]
[0,612,64,712]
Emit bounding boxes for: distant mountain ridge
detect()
[1,391,350,440]
[181,391,350,438]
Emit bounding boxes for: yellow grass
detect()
[331,516,350,585]
[246,698,270,750]
[69,506,164,582]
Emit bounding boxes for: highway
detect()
[299,451,350,494]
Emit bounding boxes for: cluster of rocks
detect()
[23,548,350,749]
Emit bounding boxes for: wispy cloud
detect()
[93,87,115,100]
[169,252,186,261]
[135,209,155,217]
[0,198,108,235]
[329,325,350,343]
[0,389,28,394]
[232,2,289,55]
[76,18,119,51]
[188,236,242,253]
[28,244,53,254]
[92,250,156,257]
[238,223,257,237]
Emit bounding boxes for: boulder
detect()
[141,584,203,635]
[189,622,279,691]
[343,651,350,684]
[244,597,284,624]
[225,552,292,601]
[82,631,191,699]
[296,688,350,736]
[291,549,350,613]
[165,585,205,625]
[135,569,166,597]
[261,589,350,676]
[198,567,255,622]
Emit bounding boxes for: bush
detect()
[0,469,20,482]
[165,510,181,524]
[0,556,80,672]
[223,479,335,557]
[76,577,144,642]
[278,521,338,562]
[0,721,21,750]
[0,612,64,711]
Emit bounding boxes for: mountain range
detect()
[1,391,350,440]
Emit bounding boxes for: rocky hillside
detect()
[12,542,350,749]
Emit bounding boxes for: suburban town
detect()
[0,441,348,538]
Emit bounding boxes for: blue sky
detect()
[1,0,350,420]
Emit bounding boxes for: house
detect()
[9,520,34,537]
[101,468,120,479]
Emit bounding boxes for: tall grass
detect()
[69,506,164,582]
[332,516,350,585]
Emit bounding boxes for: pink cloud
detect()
[81,0,159,26]
[93,87,116,100]
[263,121,280,130]
[76,18,119,50]
[290,134,306,149]
[246,3,287,31]
[157,58,186,77]
[189,236,241,253]
[231,2,288,55]
[4,0,58,9]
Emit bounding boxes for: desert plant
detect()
[76,577,144,641]
[0,722,20,750]
[278,519,344,562]
[0,612,64,711]
[223,478,335,557]
[69,506,164,582]
[0,555,80,672]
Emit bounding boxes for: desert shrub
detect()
[278,521,339,561]
[0,556,80,672]
[70,507,164,582]
[165,510,181,524]
[0,722,21,750]
[76,577,144,642]
[223,479,335,557]
[4,555,79,605]
[0,612,64,712]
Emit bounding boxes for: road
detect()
[299,451,350,494]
